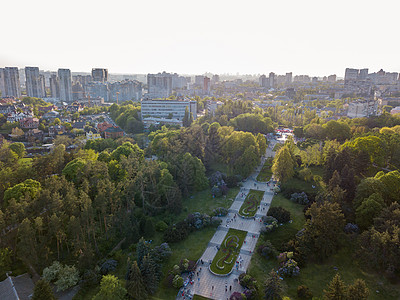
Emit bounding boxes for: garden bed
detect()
[238,190,265,218]
[256,157,273,181]
[209,229,247,275]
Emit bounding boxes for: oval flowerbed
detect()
[239,189,264,218]
[209,228,247,275]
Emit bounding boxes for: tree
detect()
[92,275,127,300]
[9,142,26,158]
[355,193,385,230]
[32,279,56,300]
[347,279,369,300]
[300,202,345,260]
[126,261,147,300]
[182,107,190,127]
[323,273,347,300]
[54,264,79,291]
[140,254,161,294]
[272,145,294,182]
[264,269,282,300]
[3,179,41,207]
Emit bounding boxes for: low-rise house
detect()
[97,121,113,132]
[6,112,33,123]
[38,105,58,112]
[25,129,44,141]
[86,130,102,140]
[72,121,86,130]
[48,125,65,136]
[0,104,16,114]
[42,110,60,121]
[104,126,124,139]
[20,117,39,129]
[66,102,84,112]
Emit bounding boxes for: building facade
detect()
[0,67,21,98]
[58,69,73,102]
[147,72,173,98]
[141,99,197,121]
[91,68,108,82]
[25,67,46,98]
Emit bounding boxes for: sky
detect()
[1,0,399,77]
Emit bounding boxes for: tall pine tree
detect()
[126,261,148,300]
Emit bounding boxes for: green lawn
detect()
[238,190,264,218]
[256,157,273,182]
[209,229,247,275]
[177,187,239,221]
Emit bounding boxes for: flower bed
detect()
[238,190,264,218]
[209,229,247,275]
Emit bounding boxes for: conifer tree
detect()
[323,273,347,300]
[126,261,148,300]
[32,279,56,300]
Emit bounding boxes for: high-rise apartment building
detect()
[25,67,46,98]
[86,82,109,101]
[49,74,60,99]
[259,75,268,87]
[91,68,108,82]
[147,72,173,98]
[109,80,142,102]
[269,72,276,89]
[285,72,292,85]
[328,75,337,82]
[0,67,21,97]
[58,69,73,102]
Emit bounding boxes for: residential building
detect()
[212,74,220,84]
[147,72,173,98]
[259,75,268,87]
[86,130,101,140]
[72,82,85,100]
[204,76,211,94]
[0,67,21,98]
[328,74,337,82]
[206,100,223,116]
[49,74,60,99]
[66,102,83,112]
[42,110,60,121]
[86,82,109,101]
[104,126,124,139]
[285,72,292,85]
[25,67,45,98]
[347,100,378,118]
[7,112,33,123]
[25,128,44,141]
[92,68,108,82]
[48,125,65,136]
[58,69,73,102]
[97,121,114,132]
[20,117,39,129]
[109,80,142,102]
[141,98,197,121]
[195,75,205,86]
[269,72,276,88]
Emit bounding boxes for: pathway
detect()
[178,140,278,300]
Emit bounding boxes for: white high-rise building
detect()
[58,69,72,102]
[25,67,46,98]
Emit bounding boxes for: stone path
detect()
[177,140,278,300]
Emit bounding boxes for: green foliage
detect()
[297,285,313,299]
[62,158,87,182]
[92,275,127,300]
[43,261,79,292]
[323,273,347,299]
[355,193,385,230]
[267,206,291,223]
[272,145,295,182]
[126,260,147,300]
[3,179,41,207]
[229,113,274,134]
[264,269,283,300]
[32,279,56,300]
[9,142,26,158]
[110,142,144,162]
[172,274,184,288]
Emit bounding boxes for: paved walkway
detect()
[178,140,277,300]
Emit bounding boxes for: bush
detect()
[172,275,183,288]
[42,261,63,282]
[155,220,168,232]
[226,175,238,188]
[290,192,309,205]
[163,221,190,243]
[213,207,228,217]
[278,258,300,277]
[211,185,222,197]
[257,240,278,259]
[344,223,359,234]
[297,285,313,299]
[262,216,278,225]
[267,206,291,223]
[100,259,118,275]
[230,292,245,300]
[54,265,79,291]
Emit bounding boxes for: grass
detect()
[209,229,247,275]
[256,157,273,182]
[238,189,265,218]
[177,187,239,221]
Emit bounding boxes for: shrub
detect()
[42,261,63,282]
[262,216,278,225]
[344,223,359,234]
[297,285,313,299]
[100,259,118,275]
[163,221,190,243]
[213,207,228,217]
[226,175,238,188]
[151,243,172,263]
[257,240,278,259]
[230,292,245,300]
[155,220,168,232]
[278,258,300,277]
[267,206,291,223]
[211,185,222,197]
[290,192,309,205]
[172,275,183,288]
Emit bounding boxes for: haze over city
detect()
[2,0,400,76]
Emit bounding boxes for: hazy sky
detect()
[2,0,399,77]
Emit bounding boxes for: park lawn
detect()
[267,194,306,249]
[238,190,265,218]
[152,227,218,300]
[209,229,247,275]
[177,187,239,221]
[256,158,273,182]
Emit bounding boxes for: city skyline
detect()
[1,0,399,76]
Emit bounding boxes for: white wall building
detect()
[141,99,197,124]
